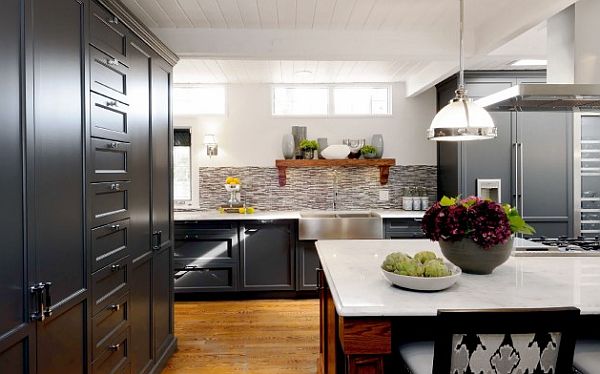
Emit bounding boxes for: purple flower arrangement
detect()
[422,196,534,249]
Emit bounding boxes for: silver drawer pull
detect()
[184,265,198,270]
[107,16,119,25]
[106,142,118,149]
[110,224,120,231]
[106,58,119,66]
[110,183,121,191]
[106,100,118,107]
[110,264,121,272]
[108,343,120,352]
[108,304,121,312]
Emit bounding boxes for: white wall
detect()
[174,82,437,205]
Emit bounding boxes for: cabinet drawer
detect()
[90,1,128,65]
[175,221,238,231]
[92,327,130,374]
[92,257,129,315]
[92,219,129,272]
[174,231,238,261]
[91,138,130,182]
[174,262,236,292]
[91,92,129,142]
[90,181,130,227]
[92,293,129,361]
[91,46,128,103]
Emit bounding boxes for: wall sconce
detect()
[204,134,218,157]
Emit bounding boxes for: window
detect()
[272,85,391,117]
[173,129,192,201]
[333,87,391,115]
[173,85,226,116]
[272,86,329,116]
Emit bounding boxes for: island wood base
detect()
[319,271,392,374]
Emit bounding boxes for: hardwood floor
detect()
[162,299,320,374]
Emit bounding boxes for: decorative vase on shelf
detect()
[317,138,328,159]
[438,237,514,275]
[371,134,384,158]
[362,152,377,159]
[282,134,295,159]
[292,126,307,159]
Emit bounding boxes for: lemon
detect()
[225,176,234,184]
[247,207,255,214]
[238,208,246,214]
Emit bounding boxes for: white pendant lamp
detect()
[427,0,497,141]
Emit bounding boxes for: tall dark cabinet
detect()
[436,71,573,237]
[0,0,178,373]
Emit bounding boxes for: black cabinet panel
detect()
[127,40,152,263]
[31,7,87,372]
[91,219,130,272]
[130,258,154,374]
[174,231,239,261]
[91,92,130,142]
[151,62,172,249]
[0,0,25,346]
[90,181,131,227]
[90,1,128,64]
[296,241,320,291]
[153,247,173,359]
[36,302,85,374]
[91,138,130,182]
[92,327,130,374]
[91,46,129,103]
[91,256,129,315]
[92,293,129,361]
[0,341,26,374]
[174,262,237,292]
[240,221,295,291]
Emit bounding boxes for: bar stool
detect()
[397,307,580,374]
[573,340,600,374]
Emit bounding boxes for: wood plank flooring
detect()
[162,299,320,374]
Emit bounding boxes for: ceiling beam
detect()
[151,28,458,61]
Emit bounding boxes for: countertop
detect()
[174,209,425,221]
[315,239,600,317]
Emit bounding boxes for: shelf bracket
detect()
[379,166,390,185]
[278,166,287,187]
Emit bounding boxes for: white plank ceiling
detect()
[121,0,573,94]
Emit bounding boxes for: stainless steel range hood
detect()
[474,84,600,112]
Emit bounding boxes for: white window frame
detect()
[173,126,193,203]
[271,83,393,118]
[173,83,229,117]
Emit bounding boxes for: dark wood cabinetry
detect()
[0,0,177,373]
[296,241,321,291]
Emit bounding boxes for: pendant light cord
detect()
[457,0,465,97]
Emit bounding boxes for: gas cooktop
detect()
[529,236,600,253]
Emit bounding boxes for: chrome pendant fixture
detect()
[427,0,496,141]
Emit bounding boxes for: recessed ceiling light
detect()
[510,59,547,66]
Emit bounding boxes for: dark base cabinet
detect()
[0,0,177,373]
[175,220,308,294]
[296,241,321,291]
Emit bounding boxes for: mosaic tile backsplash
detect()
[195,165,436,211]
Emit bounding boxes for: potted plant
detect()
[299,139,318,159]
[421,196,535,274]
[360,145,377,159]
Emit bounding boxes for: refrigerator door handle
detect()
[519,142,524,215]
[513,142,519,209]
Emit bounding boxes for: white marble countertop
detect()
[316,239,600,317]
[174,209,424,221]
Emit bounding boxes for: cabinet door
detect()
[0,0,34,372]
[29,0,87,372]
[517,112,573,237]
[130,258,154,374]
[296,241,320,291]
[151,60,172,250]
[240,221,295,291]
[151,57,174,361]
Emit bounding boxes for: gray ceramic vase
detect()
[439,237,514,275]
[371,134,384,158]
[282,133,295,159]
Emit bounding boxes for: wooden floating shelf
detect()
[275,158,396,187]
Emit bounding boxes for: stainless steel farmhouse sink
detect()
[298,211,383,240]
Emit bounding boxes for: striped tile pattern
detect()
[197,165,436,211]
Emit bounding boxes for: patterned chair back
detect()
[432,307,580,374]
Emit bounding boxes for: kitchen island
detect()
[316,239,600,373]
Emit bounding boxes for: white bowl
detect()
[381,263,461,292]
[321,145,351,159]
